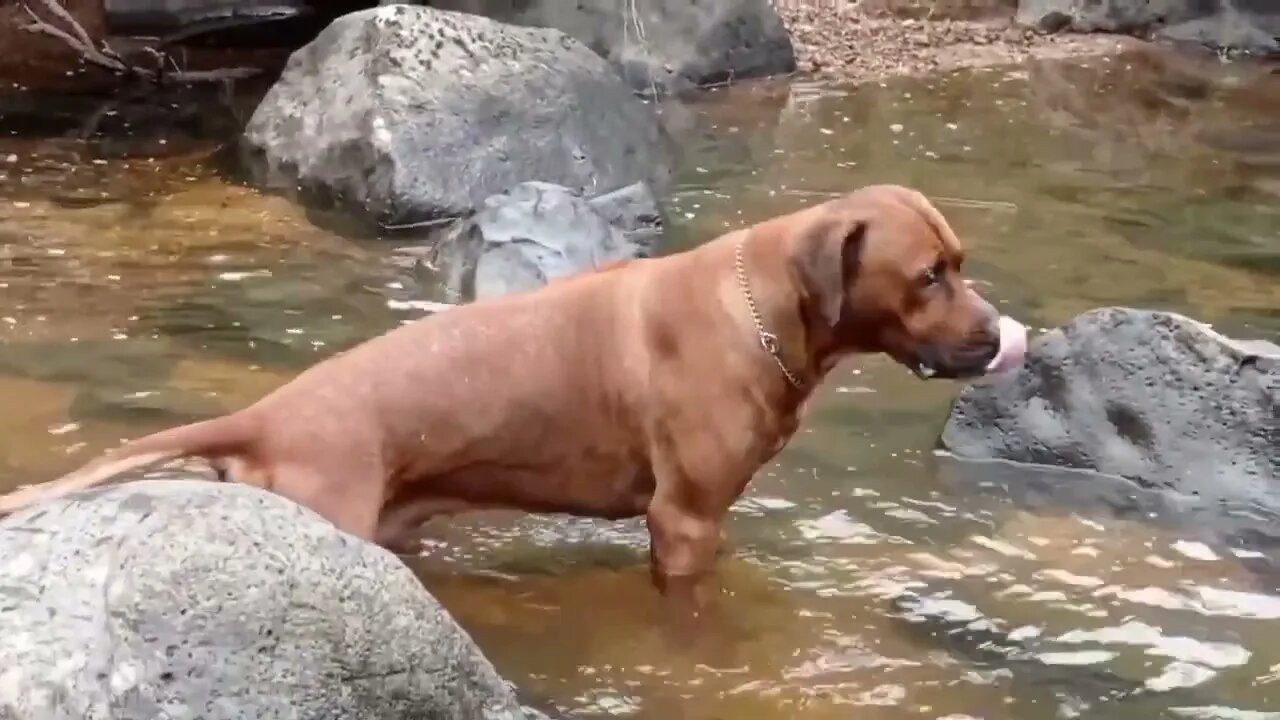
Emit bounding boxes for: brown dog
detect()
[0,185,1026,608]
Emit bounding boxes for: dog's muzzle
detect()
[910,315,1028,380]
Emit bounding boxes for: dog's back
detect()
[242,258,661,518]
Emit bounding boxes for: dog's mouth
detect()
[909,360,942,380]
[909,356,986,381]
[906,316,1028,380]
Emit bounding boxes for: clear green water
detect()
[1,48,1277,719]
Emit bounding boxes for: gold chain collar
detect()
[734,237,805,390]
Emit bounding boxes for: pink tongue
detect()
[985,315,1028,374]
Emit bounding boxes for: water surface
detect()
[1,47,1278,719]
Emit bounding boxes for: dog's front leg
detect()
[646,496,723,619]
[643,414,758,628]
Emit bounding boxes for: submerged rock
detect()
[419,181,662,302]
[428,0,797,97]
[240,4,670,228]
[940,307,1279,507]
[0,479,541,720]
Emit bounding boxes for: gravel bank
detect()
[777,2,1142,83]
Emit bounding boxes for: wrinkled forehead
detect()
[839,191,962,265]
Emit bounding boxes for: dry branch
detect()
[19,0,260,85]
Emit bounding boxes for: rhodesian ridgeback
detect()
[0,184,1027,611]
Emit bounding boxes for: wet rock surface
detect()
[941,307,1279,508]
[418,181,662,302]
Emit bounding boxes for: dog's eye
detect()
[921,260,946,287]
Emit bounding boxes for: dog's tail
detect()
[0,413,255,518]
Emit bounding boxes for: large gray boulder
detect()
[426,0,797,97]
[940,308,1279,507]
[0,479,541,720]
[410,180,662,302]
[239,4,670,228]
[1017,0,1279,55]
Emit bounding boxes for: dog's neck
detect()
[733,235,851,398]
[734,236,807,391]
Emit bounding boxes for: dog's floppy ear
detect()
[790,214,867,330]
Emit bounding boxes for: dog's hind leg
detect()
[374,494,479,555]
[264,459,385,543]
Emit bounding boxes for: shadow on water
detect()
[1,45,1278,718]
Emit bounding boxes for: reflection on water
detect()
[2,47,1279,718]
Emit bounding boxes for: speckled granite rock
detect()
[239,4,669,228]
[0,479,540,720]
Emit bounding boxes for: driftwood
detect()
[19,0,260,85]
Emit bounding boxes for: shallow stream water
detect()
[1,47,1278,719]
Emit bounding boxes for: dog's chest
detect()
[745,398,807,464]
[536,455,656,519]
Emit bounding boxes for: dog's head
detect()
[785,185,1025,380]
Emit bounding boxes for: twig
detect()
[33,0,92,47]
[380,216,461,232]
[19,0,260,85]
[20,0,129,75]
[757,188,1018,212]
[623,0,660,98]
[155,67,260,82]
[930,195,1018,211]
[385,299,457,314]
